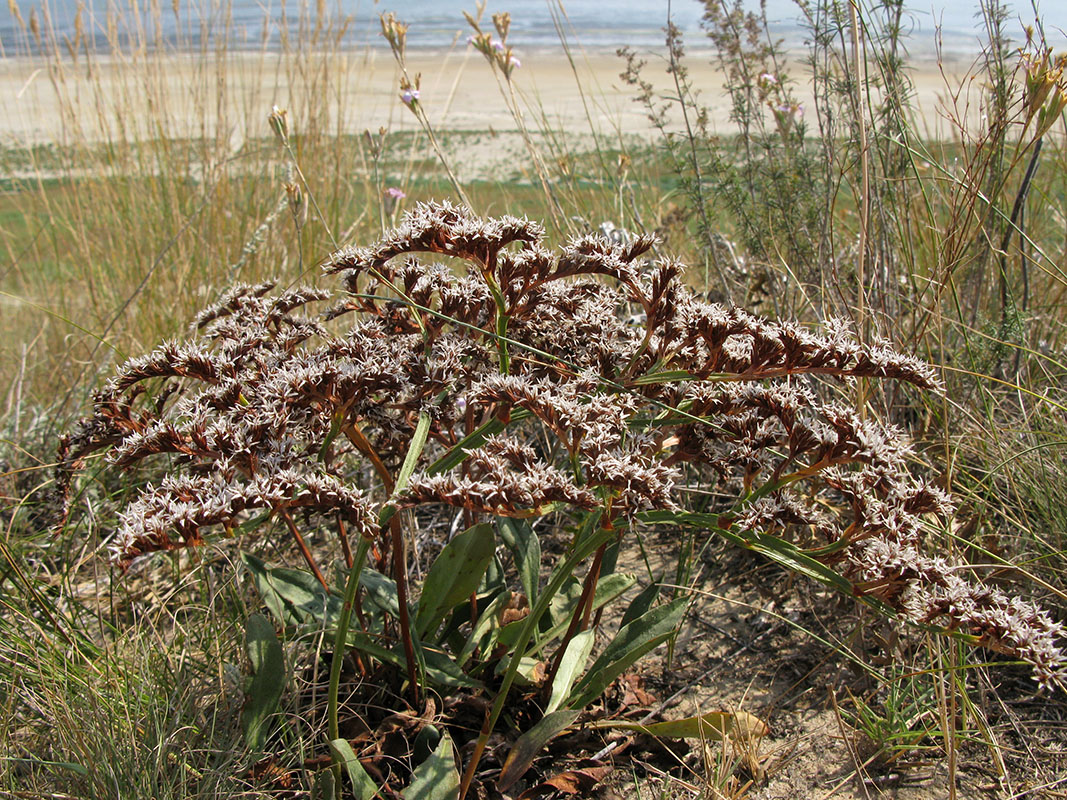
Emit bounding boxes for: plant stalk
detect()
[458,519,614,800]
[543,539,608,688]
[328,535,374,799]
[279,508,328,589]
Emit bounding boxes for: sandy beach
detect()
[0,44,985,152]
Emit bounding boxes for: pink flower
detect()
[384,187,406,199]
[400,88,419,105]
[774,102,804,123]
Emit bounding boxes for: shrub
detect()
[57,201,1064,794]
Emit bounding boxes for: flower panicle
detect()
[57,201,1063,687]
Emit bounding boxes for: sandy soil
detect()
[596,536,1067,800]
[0,45,985,148]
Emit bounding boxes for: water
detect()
[2,0,1064,57]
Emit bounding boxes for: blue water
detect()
[1,0,1064,56]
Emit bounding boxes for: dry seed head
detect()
[268,105,288,142]
[8,0,25,28]
[1020,46,1067,132]
[380,12,407,56]
[493,11,510,40]
[363,128,383,158]
[285,182,308,228]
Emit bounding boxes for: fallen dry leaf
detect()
[516,762,613,799]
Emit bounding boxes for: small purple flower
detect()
[384,187,406,199]
[467,34,477,45]
[758,72,777,84]
[401,88,419,105]
[492,40,505,52]
[508,55,521,68]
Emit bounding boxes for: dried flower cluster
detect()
[58,201,1064,685]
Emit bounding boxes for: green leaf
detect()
[619,581,661,629]
[473,518,615,785]
[310,767,335,800]
[329,738,379,799]
[457,590,514,665]
[420,644,484,689]
[497,517,541,603]
[359,567,400,619]
[628,369,698,386]
[342,631,404,667]
[52,761,89,777]
[233,510,272,536]
[567,595,688,710]
[3,758,88,777]
[506,655,545,687]
[592,710,768,740]
[242,613,286,752]
[317,411,344,462]
[395,410,432,494]
[528,573,636,656]
[638,510,860,597]
[379,410,433,529]
[495,572,635,656]
[401,732,459,800]
[243,553,340,628]
[482,552,505,595]
[342,632,481,690]
[497,709,580,791]
[496,575,579,651]
[545,629,595,714]
[412,724,442,765]
[600,537,621,579]
[546,576,583,629]
[415,523,495,640]
[426,409,532,475]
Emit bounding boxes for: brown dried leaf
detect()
[619,673,656,709]
[516,762,614,799]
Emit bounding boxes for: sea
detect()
[2,0,1065,59]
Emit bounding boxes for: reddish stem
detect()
[337,514,354,570]
[544,539,607,687]
[390,517,420,706]
[280,508,328,590]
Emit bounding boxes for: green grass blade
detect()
[567,595,688,710]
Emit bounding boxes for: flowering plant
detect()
[58,202,1064,795]
[466,11,522,78]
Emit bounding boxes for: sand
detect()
[0,44,985,151]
